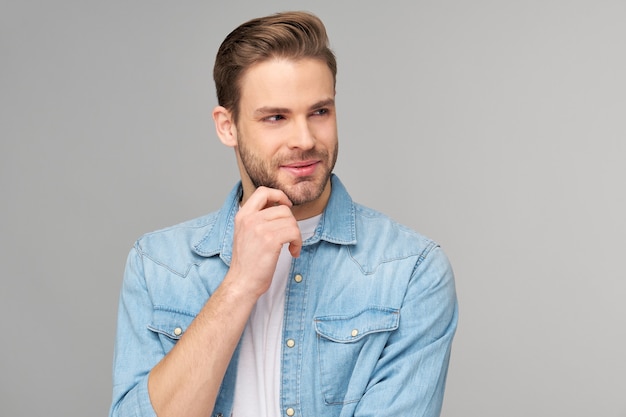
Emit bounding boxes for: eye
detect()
[264,114,285,122]
[312,108,329,117]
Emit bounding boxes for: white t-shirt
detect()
[232,215,320,417]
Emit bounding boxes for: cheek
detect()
[312,122,338,145]
[319,130,338,150]
[241,130,280,156]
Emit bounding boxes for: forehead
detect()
[238,58,335,112]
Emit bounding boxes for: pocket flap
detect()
[147,308,196,340]
[314,307,400,343]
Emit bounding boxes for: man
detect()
[110,11,457,417]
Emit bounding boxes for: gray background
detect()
[1,1,624,416]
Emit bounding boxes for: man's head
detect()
[213,12,339,218]
[213,11,337,125]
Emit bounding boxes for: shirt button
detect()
[174,327,183,336]
[286,339,295,348]
[294,274,303,283]
[351,329,359,337]
[286,408,295,416]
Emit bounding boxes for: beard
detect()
[237,135,338,206]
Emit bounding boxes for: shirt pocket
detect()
[314,307,400,405]
[147,307,196,353]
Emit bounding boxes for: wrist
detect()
[219,270,264,306]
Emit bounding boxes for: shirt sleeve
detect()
[109,244,160,417]
[354,245,459,417]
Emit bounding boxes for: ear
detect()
[213,106,237,147]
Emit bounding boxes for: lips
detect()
[280,160,320,177]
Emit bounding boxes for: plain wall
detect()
[1,1,624,416]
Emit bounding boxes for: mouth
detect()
[280,160,321,177]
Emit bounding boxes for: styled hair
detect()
[213,11,337,123]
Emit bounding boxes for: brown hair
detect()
[213,11,337,123]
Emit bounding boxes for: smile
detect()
[280,160,321,176]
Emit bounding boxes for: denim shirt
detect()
[110,175,458,417]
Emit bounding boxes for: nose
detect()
[287,117,315,150]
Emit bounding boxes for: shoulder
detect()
[350,203,455,310]
[131,211,220,274]
[351,202,444,272]
[353,202,437,252]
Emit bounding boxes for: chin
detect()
[283,179,327,206]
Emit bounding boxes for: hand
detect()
[226,187,302,299]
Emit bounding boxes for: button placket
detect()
[282,253,309,417]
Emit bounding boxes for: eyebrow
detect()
[309,98,335,111]
[253,98,335,116]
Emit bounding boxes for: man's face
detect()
[234,57,338,208]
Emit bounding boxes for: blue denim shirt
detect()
[110,175,458,417]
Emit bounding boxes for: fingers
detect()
[236,186,303,257]
[288,240,302,258]
[227,186,305,298]
[239,186,293,214]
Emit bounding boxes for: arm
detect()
[110,187,302,417]
[354,245,458,417]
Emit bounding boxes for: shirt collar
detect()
[191,174,356,264]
